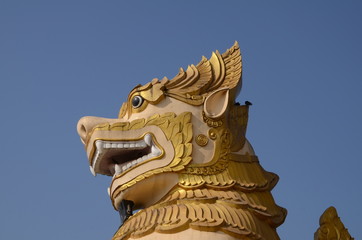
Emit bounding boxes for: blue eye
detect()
[132,96,144,108]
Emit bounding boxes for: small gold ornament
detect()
[196,134,208,146]
[202,111,223,127]
[208,129,217,140]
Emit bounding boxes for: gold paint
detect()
[122,81,166,118]
[118,102,128,118]
[163,42,242,106]
[186,122,231,169]
[113,42,242,114]
[110,40,283,238]
[314,207,354,240]
[208,129,217,140]
[78,42,289,240]
[110,112,193,207]
[229,105,249,151]
[202,111,223,127]
[139,82,165,104]
[112,148,287,240]
[129,93,149,114]
[196,134,208,146]
[111,85,282,239]
[113,186,286,240]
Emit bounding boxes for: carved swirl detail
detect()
[314,207,354,240]
[107,112,193,205]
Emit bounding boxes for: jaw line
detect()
[111,173,179,211]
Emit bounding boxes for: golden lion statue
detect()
[77,42,352,240]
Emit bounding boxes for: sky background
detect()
[1,1,361,239]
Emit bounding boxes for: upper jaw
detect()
[89,133,163,178]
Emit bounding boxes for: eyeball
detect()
[131,95,144,108]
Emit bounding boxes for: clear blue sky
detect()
[1,1,361,239]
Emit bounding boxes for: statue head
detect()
[77,42,253,211]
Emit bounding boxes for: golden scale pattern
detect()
[113,122,286,239]
[113,159,286,240]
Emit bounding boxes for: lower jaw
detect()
[111,172,179,211]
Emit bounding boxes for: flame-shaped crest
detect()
[162,41,242,105]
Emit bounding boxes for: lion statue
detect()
[77,42,288,240]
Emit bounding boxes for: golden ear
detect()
[203,88,230,118]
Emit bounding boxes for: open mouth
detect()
[90,133,162,177]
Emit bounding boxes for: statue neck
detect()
[113,156,286,240]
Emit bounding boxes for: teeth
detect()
[93,134,163,177]
[96,139,149,151]
[144,134,152,146]
[151,145,161,156]
[89,166,96,176]
[96,141,103,151]
[107,187,110,196]
[115,164,122,175]
[111,150,159,177]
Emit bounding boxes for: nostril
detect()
[80,124,86,135]
[77,116,111,145]
[79,124,87,143]
[77,117,91,144]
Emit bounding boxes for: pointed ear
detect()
[203,88,230,118]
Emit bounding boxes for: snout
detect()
[77,116,113,144]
